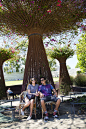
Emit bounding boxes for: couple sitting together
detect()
[21,77,61,121]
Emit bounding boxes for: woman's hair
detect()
[29,78,37,84]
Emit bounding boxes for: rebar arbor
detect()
[0,0,85,91]
[0,48,17,99]
[49,46,75,94]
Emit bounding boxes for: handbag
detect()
[26,93,35,100]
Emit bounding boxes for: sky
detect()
[54,54,78,69]
[66,55,78,69]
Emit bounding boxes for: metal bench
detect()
[0,106,16,120]
[70,102,86,114]
[0,100,13,107]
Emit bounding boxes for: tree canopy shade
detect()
[76,34,86,73]
[0,0,85,91]
[0,0,85,35]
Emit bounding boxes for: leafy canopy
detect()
[76,34,86,72]
[0,0,85,36]
[0,47,18,63]
[49,46,75,60]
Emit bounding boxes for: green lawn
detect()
[5,80,23,86]
[53,77,59,83]
[5,77,59,86]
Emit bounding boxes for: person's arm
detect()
[50,85,58,97]
[27,89,35,95]
[27,85,37,95]
[38,85,44,98]
[52,89,58,97]
[6,90,8,94]
[27,84,32,94]
[38,91,44,98]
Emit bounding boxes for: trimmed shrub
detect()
[77,71,82,74]
[74,74,86,87]
[70,76,74,85]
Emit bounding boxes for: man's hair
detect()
[40,77,46,80]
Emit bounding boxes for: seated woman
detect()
[21,77,39,120]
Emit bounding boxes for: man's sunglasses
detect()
[41,79,44,81]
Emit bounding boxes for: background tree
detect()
[0,0,85,91]
[49,45,74,95]
[67,65,71,70]
[75,63,80,68]
[0,47,18,99]
[46,49,57,71]
[76,34,86,73]
[48,59,57,71]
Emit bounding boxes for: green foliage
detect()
[76,34,86,72]
[67,65,71,69]
[70,76,74,85]
[75,63,80,68]
[0,47,18,61]
[77,71,82,74]
[74,74,86,87]
[60,82,71,95]
[46,49,57,71]
[50,46,74,60]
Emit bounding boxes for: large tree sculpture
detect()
[49,46,74,94]
[0,48,17,99]
[0,0,85,91]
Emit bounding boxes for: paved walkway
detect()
[0,113,86,129]
[0,94,86,129]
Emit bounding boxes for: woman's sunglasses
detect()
[32,79,35,81]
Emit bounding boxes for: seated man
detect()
[38,77,61,121]
[6,88,14,100]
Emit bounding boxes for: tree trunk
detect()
[22,34,54,91]
[59,59,71,86]
[0,65,6,99]
[58,58,72,95]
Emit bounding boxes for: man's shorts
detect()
[41,95,59,102]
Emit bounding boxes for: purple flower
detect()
[50,39,56,42]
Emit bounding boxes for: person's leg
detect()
[21,98,30,116]
[22,101,31,111]
[41,98,49,120]
[53,98,61,117]
[27,99,35,120]
[55,98,61,111]
[41,100,47,112]
[12,93,14,99]
[29,99,34,117]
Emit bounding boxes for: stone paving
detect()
[0,94,86,129]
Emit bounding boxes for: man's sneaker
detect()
[53,114,58,118]
[21,109,24,116]
[44,116,49,121]
[27,116,32,120]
